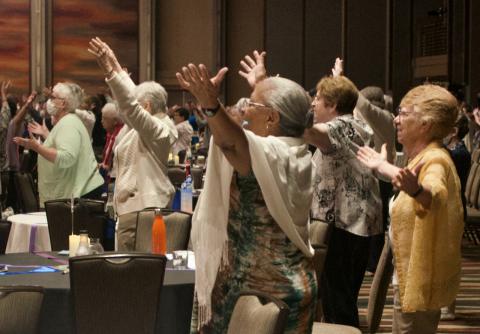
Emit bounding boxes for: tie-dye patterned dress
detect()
[191,172,317,334]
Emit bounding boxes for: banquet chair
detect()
[0,171,9,210]
[0,285,44,334]
[70,253,166,334]
[309,220,332,321]
[168,167,186,188]
[14,172,39,213]
[45,198,107,250]
[0,220,12,254]
[363,236,394,333]
[191,166,204,189]
[227,291,289,334]
[311,322,362,334]
[134,208,192,252]
[178,149,187,164]
[465,149,480,244]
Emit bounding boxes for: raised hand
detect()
[392,162,424,196]
[176,64,228,108]
[42,86,52,97]
[356,144,387,171]
[13,131,39,150]
[331,57,344,77]
[28,119,49,139]
[238,50,267,88]
[87,37,122,77]
[1,81,11,101]
[25,91,37,106]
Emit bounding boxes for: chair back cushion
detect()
[0,286,44,334]
[69,253,166,334]
[312,322,362,334]
[135,208,192,252]
[191,167,203,189]
[14,172,39,213]
[0,220,12,254]
[227,291,289,334]
[45,198,106,250]
[366,236,394,332]
[167,168,186,188]
[466,149,480,208]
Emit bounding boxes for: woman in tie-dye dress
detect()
[177,51,317,334]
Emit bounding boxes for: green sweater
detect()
[38,113,103,206]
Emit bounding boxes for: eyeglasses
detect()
[247,101,271,109]
[51,95,65,101]
[396,108,416,119]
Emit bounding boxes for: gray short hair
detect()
[54,82,84,113]
[101,102,121,121]
[258,77,312,137]
[360,86,385,110]
[134,81,168,114]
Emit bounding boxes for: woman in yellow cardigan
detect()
[357,84,463,334]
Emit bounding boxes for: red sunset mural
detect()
[0,0,30,95]
[52,0,139,95]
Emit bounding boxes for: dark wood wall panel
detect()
[304,0,343,90]
[450,0,466,85]
[264,0,304,85]
[391,0,412,106]
[469,0,480,104]
[225,0,265,105]
[345,0,388,90]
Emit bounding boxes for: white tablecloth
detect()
[5,212,51,253]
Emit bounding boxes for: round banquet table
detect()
[5,212,51,253]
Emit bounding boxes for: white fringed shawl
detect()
[191,130,315,327]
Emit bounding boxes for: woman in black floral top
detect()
[304,75,382,328]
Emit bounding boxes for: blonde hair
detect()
[316,76,358,114]
[400,84,459,140]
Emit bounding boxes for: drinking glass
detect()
[89,238,105,255]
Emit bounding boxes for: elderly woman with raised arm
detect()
[303,75,382,328]
[13,82,104,205]
[88,38,178,251]
[176,51,317,333]
[357,85,463,334]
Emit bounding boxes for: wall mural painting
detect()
[52,0,139,95]
[0,0,30,96]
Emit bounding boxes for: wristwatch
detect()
[202,103,221,117]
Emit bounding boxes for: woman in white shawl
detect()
[176,51,316,333]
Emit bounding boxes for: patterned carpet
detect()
[358,242,480,333]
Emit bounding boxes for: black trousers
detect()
[321,226,371,328]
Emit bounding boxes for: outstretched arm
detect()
[303,124,333,153]
[88,37,177,154]
[176,64,252,175]
[12,91,37,133]
[13,132,57,163]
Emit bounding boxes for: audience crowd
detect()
[0,37,473,334]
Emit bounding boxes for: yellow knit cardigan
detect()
[391,142,464,312]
